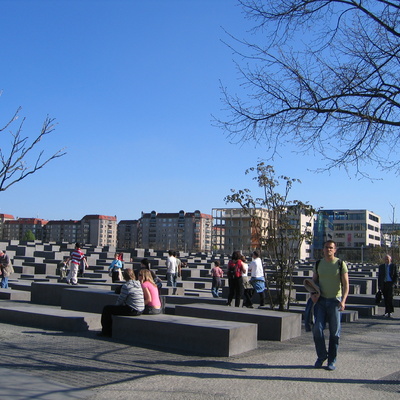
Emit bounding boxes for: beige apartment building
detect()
[80,215,117,247]
[212,207,314,260]
[212,207,270,255]
[138,210,212,252]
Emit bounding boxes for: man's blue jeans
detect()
[166,273,177,288]
[1,276,8,288]
[313,297,341,365]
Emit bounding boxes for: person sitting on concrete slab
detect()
[138,268,162,315]
[99,268,144,337]
[140,258,162,292]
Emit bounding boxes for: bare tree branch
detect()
[217,0,400,175]
[0,103,66,192]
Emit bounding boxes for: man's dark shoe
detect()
[314,358,327,368]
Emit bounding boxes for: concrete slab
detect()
[31,282,90,306]
[163,295,227,306]
[289,305,359,322]
[0,302,101,331]
[174,303,301,341]
[346,304,378,317]
[0,288,31,301]
[61,287,118,313]
[113,314,258,357]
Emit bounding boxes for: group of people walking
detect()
[210,250,266,308]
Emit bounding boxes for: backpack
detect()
[228,260,242,278]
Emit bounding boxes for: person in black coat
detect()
[378,255,398,318]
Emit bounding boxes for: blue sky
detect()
[0,0,397,223]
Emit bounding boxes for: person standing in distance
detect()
[66,242,85,285]
[312,240,349,371]
[378,254,398,318]
[248,251,266,308]
[166,250,178,294]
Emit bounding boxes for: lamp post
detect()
[361,244,364,264]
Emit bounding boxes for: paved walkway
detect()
[0,307,398,400]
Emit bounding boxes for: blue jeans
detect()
[313,297,341,365]
[1,276,8,288]
[211,277,221,298]
[166,273,177,288]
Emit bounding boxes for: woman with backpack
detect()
[226,251,246,307]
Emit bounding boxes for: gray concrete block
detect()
[61,287,118,313]
[349,278,376,295]
[0,288,31,301]
[346,304,378,317]
[288,305,359,323]
[159,287,184,296]
[346,294,377,305]
[0,302,100,331]
[340,309,358,322]
[112,314,258,357]
[174,303,301,341]
[164,295,226,306]
[8,280,32,292]
[31,282,89,306]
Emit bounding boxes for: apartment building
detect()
[138,210,212,252]
[381,222,400,247]
[80,215,117,247]
[2,214,117,247]
[314,209,381,249]
[3,218,48,241]
[212,208,270,255]
[117,220,138,249]
[46,220,81,243]
[285,205,315,260]
[0,214,14,240]
[212,207,313,260]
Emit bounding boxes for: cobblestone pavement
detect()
[0,308,399,400]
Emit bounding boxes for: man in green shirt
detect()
[312,240,349,371]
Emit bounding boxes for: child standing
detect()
[210,261,224,298]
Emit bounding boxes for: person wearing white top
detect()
[248,251,266,307]
[241,255,254,308]
[166,250,178,294]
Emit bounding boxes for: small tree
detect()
[225,162,315,310]
[1,102,66,192]
[22,229,36,241]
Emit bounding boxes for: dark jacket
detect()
[378,263,398,289]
